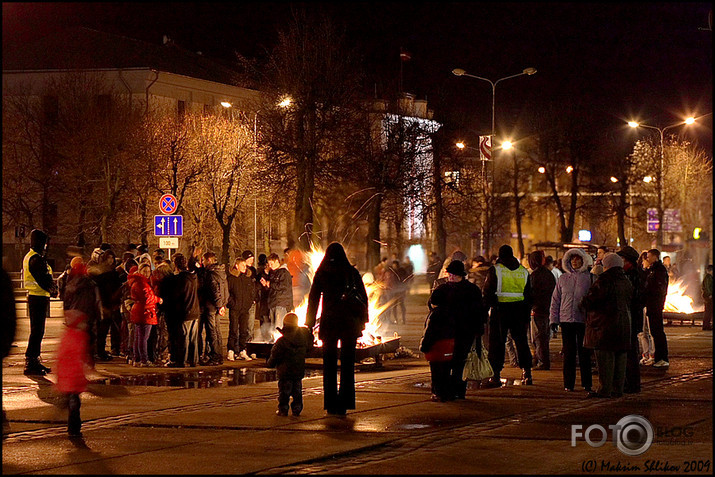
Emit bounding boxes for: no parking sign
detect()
[159,194,178,215]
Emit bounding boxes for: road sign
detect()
[479,135,492,161]
[154,215,183,236]
[646,208,681,233]
[159,194,178,214]
[159,237,179,249]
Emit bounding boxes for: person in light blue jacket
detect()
[550,248,594,393]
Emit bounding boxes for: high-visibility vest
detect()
[23,249,52,297]
[494,263,528,303]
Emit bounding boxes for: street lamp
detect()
[452,66,537,255]
[628,116,696,247]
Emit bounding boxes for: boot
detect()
[67,394,82,437]
[23,358,50,376]
[521,369,533,385]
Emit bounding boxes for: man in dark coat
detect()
[161,253,200,367]
[22,229,58,375]
[260,253,293,341]
[427,260,486,400]
[528,250,556,370]
[644,248,670,367]
[227,257,257,361]
[483,245,533,387]
[582,253,633,398]
[197,252,228,365]
[618,246,646,393]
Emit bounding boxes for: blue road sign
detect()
[154,215,183,236]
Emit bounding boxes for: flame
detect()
[268,244,396,347]
[664,279,695,314]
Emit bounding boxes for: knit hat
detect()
[498,245,514,261]
[241,250,254,260]
[277,312,300,333]
[446,259,467,277]
[602,252,624,271]
[617,246,640,264]
[451,250,468,262]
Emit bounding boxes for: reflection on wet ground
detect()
[100,368,323,388]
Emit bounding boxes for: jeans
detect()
[531,312,551,367]
[261,306,287,342]
[278,378,303,415]
[181,319,199,366]
[647,305,668,362]
[594,349,627,397]
[133,323,152,364]
[227,308,252,352]
[560,322,592,390]
[97,308,122,356]
[322,335,357,411]
[25,295,49,360]
[200,309,223,361]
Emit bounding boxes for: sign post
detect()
[156,194,180,260]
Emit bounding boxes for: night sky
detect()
[3,2,712,149]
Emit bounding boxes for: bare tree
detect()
[239,9,364,250]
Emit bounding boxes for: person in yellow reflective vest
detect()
[22,229,58,375]
[482,245,533,387]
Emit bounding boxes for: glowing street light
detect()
[538,166,546,174]
[566,165,573,174]
[278,97,293,108]
[628,116,697,246]
[451,66,537,255]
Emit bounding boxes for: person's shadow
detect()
[25,375,66,408]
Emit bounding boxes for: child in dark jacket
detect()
[266,312,314,416]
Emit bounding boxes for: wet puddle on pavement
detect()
[99,368,323,388]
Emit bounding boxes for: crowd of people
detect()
[9,227,712,434]
[420,243,712,403]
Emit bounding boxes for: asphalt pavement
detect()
[3,282,713,475]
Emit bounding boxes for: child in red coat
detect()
[55,259,101,437]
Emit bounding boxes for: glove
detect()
[550,323,559,333]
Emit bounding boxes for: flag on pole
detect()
[479,135,492,161]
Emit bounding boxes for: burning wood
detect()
[264,244,397,348]
[664,278,702,314]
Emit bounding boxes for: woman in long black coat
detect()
[306,243,369,415]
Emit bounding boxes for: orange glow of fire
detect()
[664,279,696,314]
[272,244,396,347]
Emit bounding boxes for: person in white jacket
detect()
[549,248,594,393]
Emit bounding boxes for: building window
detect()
[42,95,58,125]
[178,100,186,117]
[445,170,460,187]
[203,104,212,116]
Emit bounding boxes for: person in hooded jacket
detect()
[528,250,557,370]
[128,264,162,367]
[306,242,369,416]
[582,253,633,398]
[549,248,594,392]
[267,312,315,416]
[617,246,646,394]
[483,245,533,387]
[55,258,102,436]
[22,229,58,375]
[426,260,486,400]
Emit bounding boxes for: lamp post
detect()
[452,67,537,256]
[628,117,695,247]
